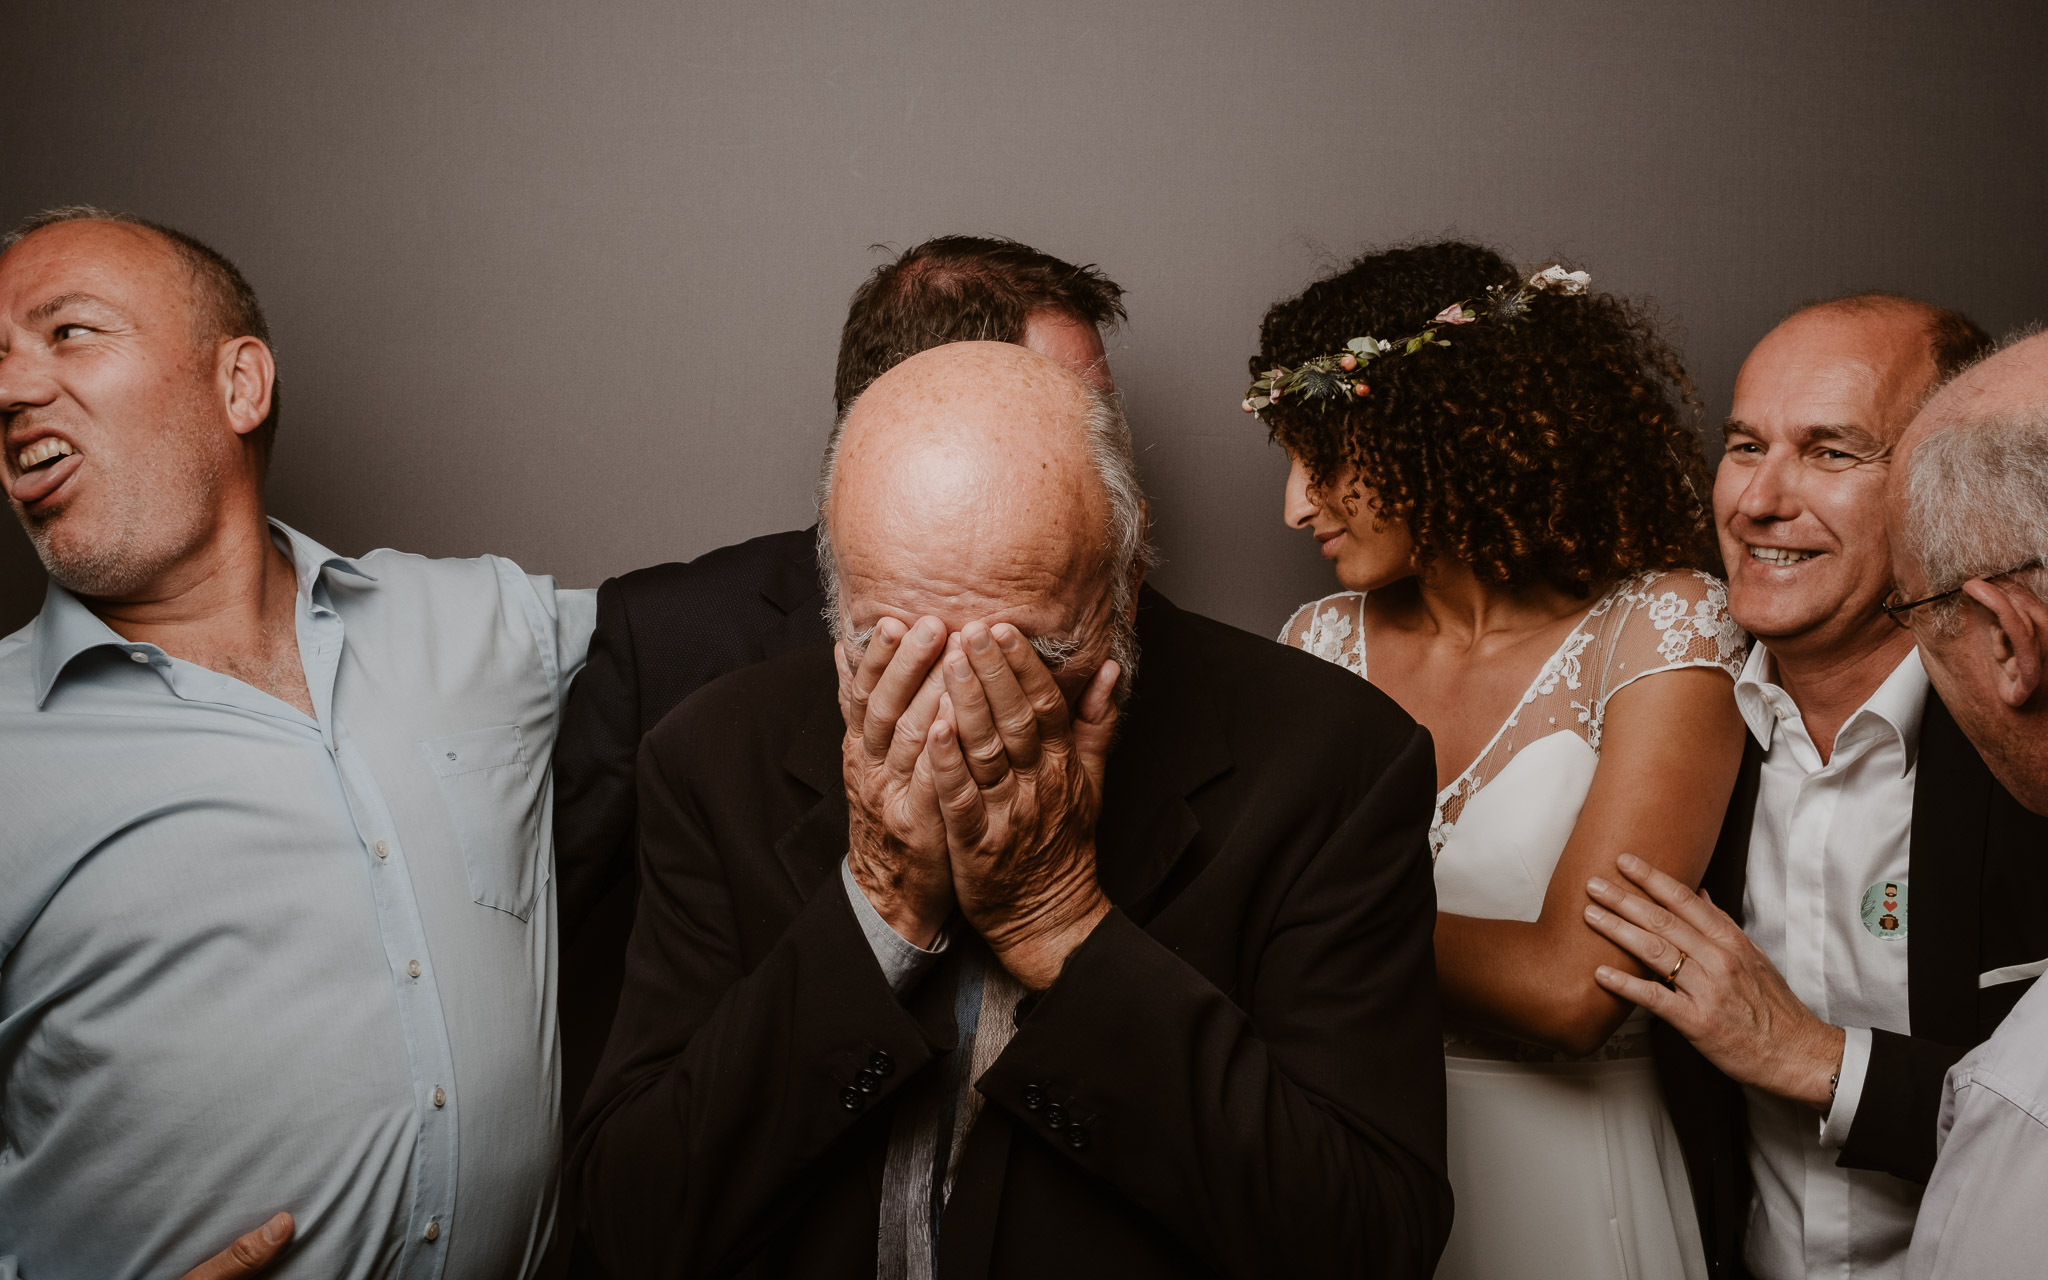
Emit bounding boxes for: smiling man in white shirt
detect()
[1583,295,2048,1280]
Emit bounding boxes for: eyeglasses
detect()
[1881,559,2042,628]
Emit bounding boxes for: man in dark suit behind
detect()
[553,236,1130,1123]
[1582,296,2048,1279]
[570,343,1452,1277]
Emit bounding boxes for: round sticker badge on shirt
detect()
[1861,879,1908,940]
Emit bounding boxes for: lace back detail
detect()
[1282,570,1748,857]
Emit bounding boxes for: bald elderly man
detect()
[571,343,1452,1278]
[1888,331,2048,1278]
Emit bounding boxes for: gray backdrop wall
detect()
[5,1,2045,639]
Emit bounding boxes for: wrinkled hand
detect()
[840,616,954,947]
[177,1212,293,1280]
[922,621,1120,989]
[1586,853,1845,1109]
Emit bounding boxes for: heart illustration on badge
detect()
[1861,880,1908,941]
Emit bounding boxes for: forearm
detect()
[979,910,1451,1278]
[573,879,942,1275]
[1434,912,1638,1055]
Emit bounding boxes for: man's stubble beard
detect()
[24,414,231,602]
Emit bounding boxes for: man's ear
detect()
[1960,578,2047,709]
[218,336,276,438]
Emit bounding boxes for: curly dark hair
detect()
[1254,241,1716,597]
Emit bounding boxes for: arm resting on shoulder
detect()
[976,725,1453,1278]
[1435,665,1745,1056]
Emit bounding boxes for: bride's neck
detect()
[1399,560,1589,650]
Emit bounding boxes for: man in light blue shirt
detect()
[0,208,593,1278]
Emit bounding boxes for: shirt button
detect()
[374,841,389,859]
[407,960,421,979]
[840,1086,863,1111]
[424,1220,440,1242]
[1044,1103,1069,1130]
[433,1086,446,1108]
[1022,1085,1044,1113]
[867,1050,894,1077]
[856,1069,882,1094]
[1065,1126,1090,1151]
[129,650,150,663]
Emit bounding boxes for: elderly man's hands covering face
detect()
[839,616,957,948]
[923,620,1119,990]
[837,614,1120,988]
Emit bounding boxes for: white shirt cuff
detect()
[840,856,947,996]
[1819,1026,1874,1148]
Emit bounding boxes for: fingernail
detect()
[1587,877,1610,894]
[878,617,905,641]
[992,623,1020,649]
[263,1212,292,1244]
[967,626,992,652]
[948,656,970,679]
[915,617,942,640]
[1618,853,1643,871]
[1584,904,1606,922]
[1595,966,1617,982]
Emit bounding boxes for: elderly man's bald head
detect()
[817,341,1149,693]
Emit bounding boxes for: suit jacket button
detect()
[868,1050,894,1077]
[856,1070,882,1094]
[1044,1103,1068,1130]
[1065,1126,1090,1151]
[1022,1086,1044,1112]
[840,1086,863,1111]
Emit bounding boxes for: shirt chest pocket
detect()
[421,724,544,921]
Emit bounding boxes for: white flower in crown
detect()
[1529,265,1592,295]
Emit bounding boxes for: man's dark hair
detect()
[833,235,1126,412]
[1790,291,1993,385]
[2,206,281,466]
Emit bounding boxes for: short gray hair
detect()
[1899,403,2048,634]
[815,381,1154,647]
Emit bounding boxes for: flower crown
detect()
[1243,265,1592,415]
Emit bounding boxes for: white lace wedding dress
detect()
[1284,569,1747,1280]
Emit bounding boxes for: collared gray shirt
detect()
[1906,971,2048,1278]
[0,522,593,1280]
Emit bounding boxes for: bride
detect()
[1248,242,1747,1279]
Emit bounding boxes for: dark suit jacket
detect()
[554,526,828,1120]
[570,590,1454,1279]
[1655,690,2048,1280]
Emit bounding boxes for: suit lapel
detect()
[774,680,851,901]
[1094,592,1232,919]
[1908,689,1988,1044]
[1703,737,1763,925]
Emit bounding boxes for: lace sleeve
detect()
[1279,592,1369,678]
[1588,570,1748,726]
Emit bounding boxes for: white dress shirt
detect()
[1737,643,1928,1280]
[1906,974,2048,1278]
[0,522,593,1280]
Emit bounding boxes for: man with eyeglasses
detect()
[1887,331,2048,1278]
[1579,295,2048,1280]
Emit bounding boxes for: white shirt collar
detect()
[1735,642,1928,775]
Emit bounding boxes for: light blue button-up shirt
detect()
[0,522,594,1280]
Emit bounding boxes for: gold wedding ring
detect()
[1665,952,1688,984]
